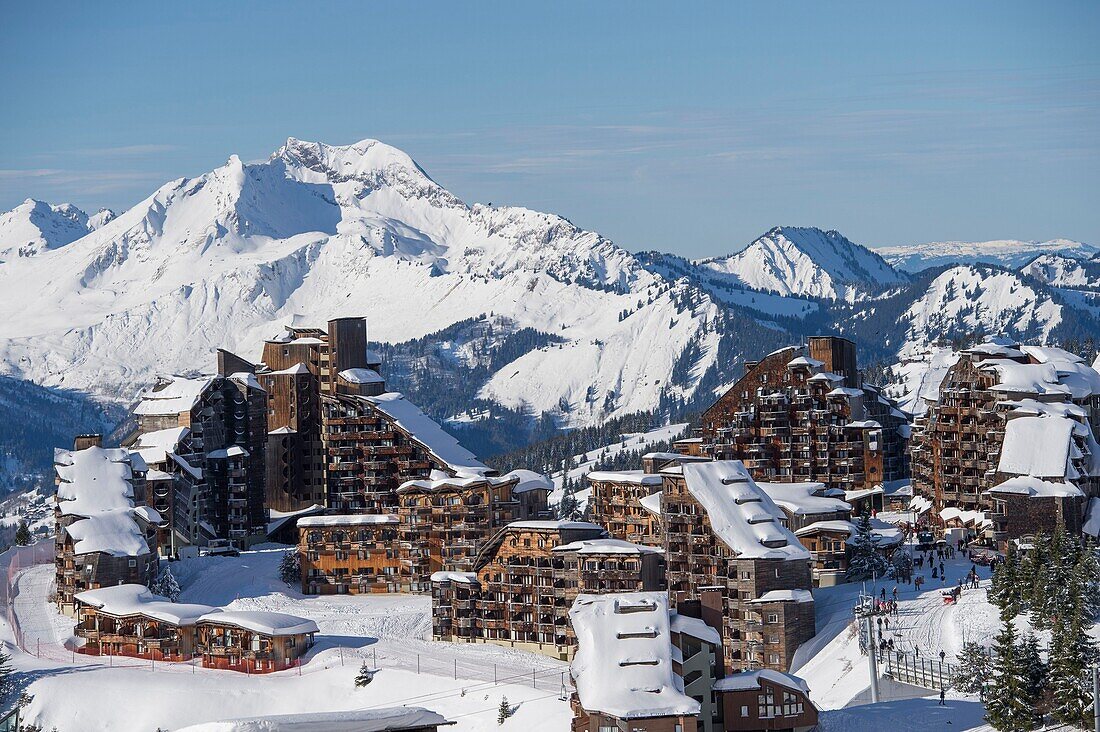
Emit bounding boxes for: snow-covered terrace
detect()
[364,392,488,477]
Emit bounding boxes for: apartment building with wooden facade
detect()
[909,340,1100,545]
[694,337,909,497]
[298,514,402,594]
[54,440,162,615]
[129,357,268,549]
[664,460,816,673]
[430,521,665,660]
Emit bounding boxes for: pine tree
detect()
[1018,633,1047,716]
[13,522,31,546]
[1048,573,1097,728]
[278,549,301,586]
[989,542,1023,620]
[984,619,1039,732]
[354,662,376,687]
[953,641,992,695]
[150,565,181,601]
[497,696,512,725]
[1022,532,1051,629]
[845,513,889,582]
[0,650,13,708]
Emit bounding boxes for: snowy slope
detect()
[0,138,722,426]
[879,238,1097,273]
[1020,252,1100,289]
[896,265,1063,359]
[696,227,907,301]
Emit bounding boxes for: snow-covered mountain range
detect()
[878,238,1098,272]
[0,199,116,258]
[0,136,1097,472]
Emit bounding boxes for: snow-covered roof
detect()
[75,584,217,626]
[64,506,160,557]
[297,514,399,527]
[587,470,663,486]
[882,479,913,497]
[998,416,1075,478]
[55,445,135,515]
[570,592,699,720]
[199,611,318,636]
[131,426,190,465]
[827,387,864,398]
[639,492,662,517]
[749,589,814,604]
[756,481,850,516]
[269,363,311,376]
[229,372,263,391]
[939,507,990,527]
[846,420,882,429]
[430,571,478,584]
[364,393,487,476]
[338,368,384,385]
[713,668,811,694]
[680,461,811,561]
[963,341,1024,359]
[501,469,554,494]
[669,612,721,646]
[998,398,1088,419]
[208,445,249,459]
[174,707,452,732]
[134,375,210,416]
[787,356,825,369]
[977,359,1071,397]
[987,476,1084,499]
[808,372,844,382]
[553,538,664,555]
[507,519,605,531]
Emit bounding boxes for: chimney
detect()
[73,434,102,450]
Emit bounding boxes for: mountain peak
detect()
[698,226,905,301]
[0,199,94,257]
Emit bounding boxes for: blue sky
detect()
[1,1,1097,257]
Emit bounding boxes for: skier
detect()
[880,587,886,602]
[939,687,946,706]
[892,586,898,601]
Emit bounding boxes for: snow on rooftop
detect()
[134,375,210,416]
[586,470,663,486]
[174,707,452,732]
[998,416,1075,478]
[963,341,1024,358]
[208,445,249,459]
[501,468,553,494]
[639,491,662,517]
[269,363,311,375]
[787,355,825,369]
[364,393,487,476]
[75,584,217,626]
[430,571,478,584]
[713,668,811,694]
[200,610,318,636]
[808,371,844,382]
[669,612,721,646]
[55,445,135,515]
[553,538,664,555]
[64,506,160,557]
[131,426,190,465]
[827,387,864,398]
[338,367,384,385]
[507,519,605,532]
[755,481,850,516]
[750,589,814,604]
[570,592,699,720]
[987,476,1084,499]
[680,461,811,561]
[297,514,399,527]
[229,372,263,391]
[978,359,1070,396]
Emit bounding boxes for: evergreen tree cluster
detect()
[844,513,890,582]
[278,549,302,587]
[149,565,181,601]
[984,528,1100,730]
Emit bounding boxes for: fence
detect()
[0,540,55,653]
[882,649,956,690]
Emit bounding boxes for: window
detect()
[128,559,137,568]
[767,613,779,624]
[741,705,749,718]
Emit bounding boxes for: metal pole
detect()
[863,615,880,703]
[1093,665,1099,732]
[417,654,420,674]
[454,658,457,679]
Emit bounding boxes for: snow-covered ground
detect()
[6,546,572,731]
